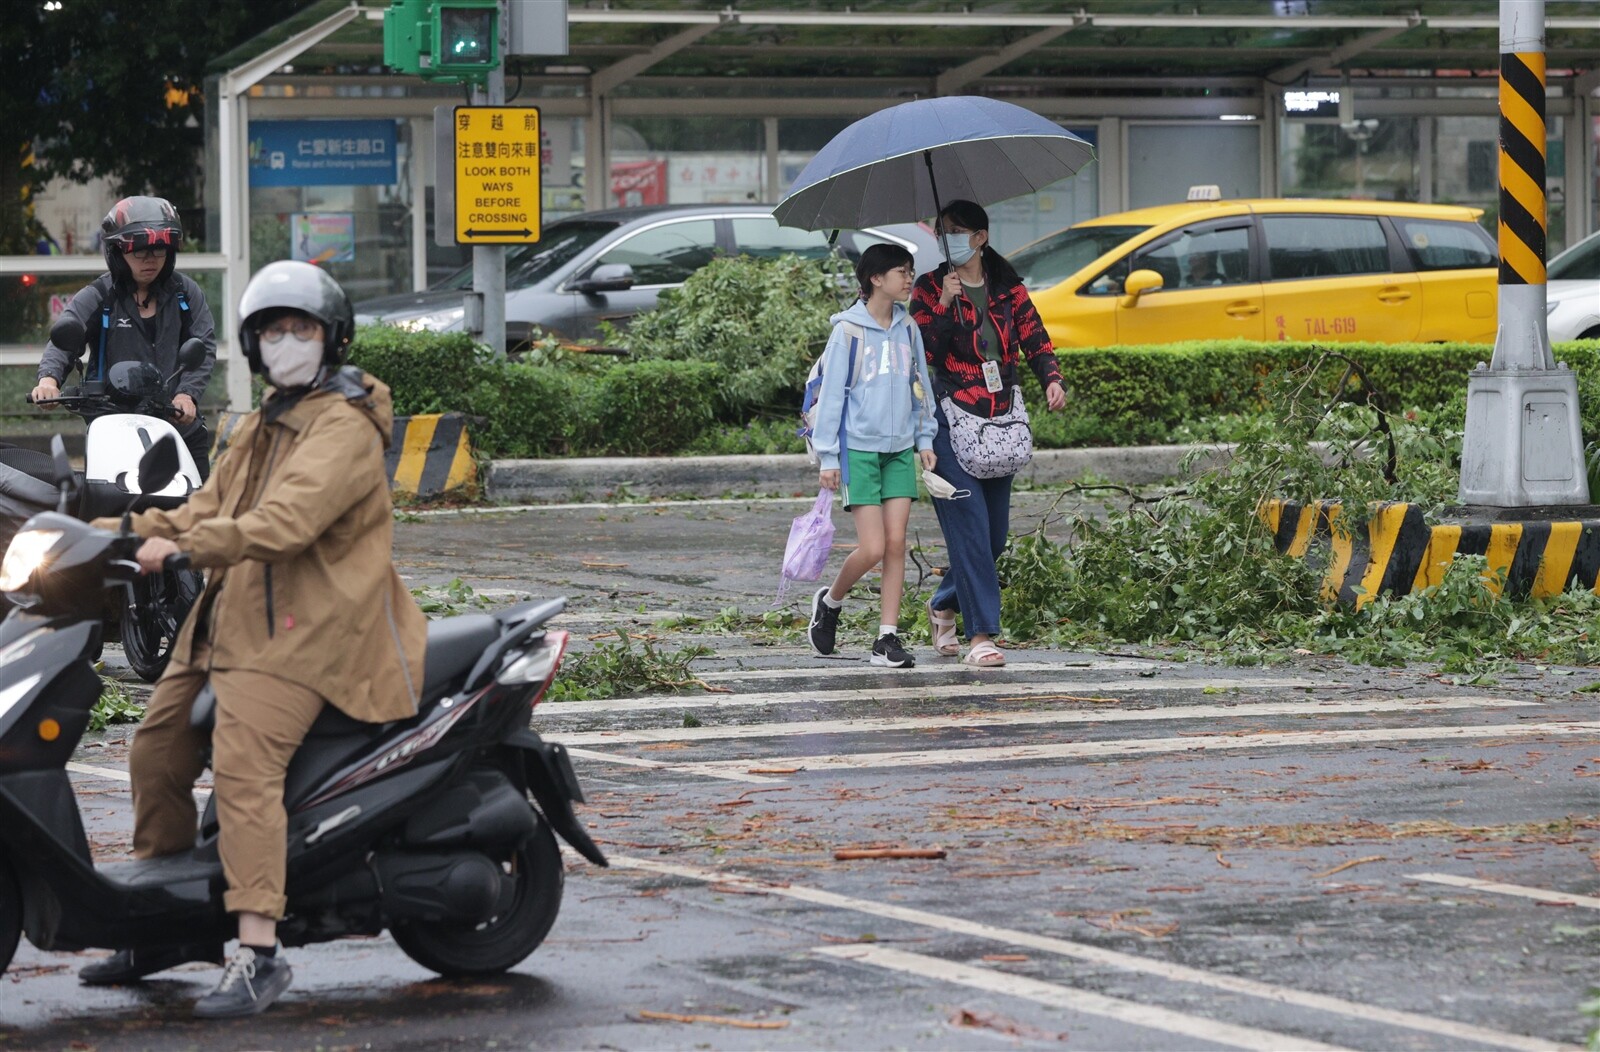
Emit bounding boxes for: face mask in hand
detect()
[261,334,325,389]
[945,233,979,268]
[922,469,971,500]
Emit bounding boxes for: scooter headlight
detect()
[0,529,63,597]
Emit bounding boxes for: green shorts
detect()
[841,448,918,509]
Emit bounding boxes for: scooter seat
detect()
[186,613,503,733]
[423,613,501,698]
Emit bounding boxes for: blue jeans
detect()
[929,410,1011,639]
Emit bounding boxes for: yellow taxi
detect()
[1011,194,1498,348]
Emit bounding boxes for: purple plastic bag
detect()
[776,489,836,603]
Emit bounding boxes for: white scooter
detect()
[27,316,207,680]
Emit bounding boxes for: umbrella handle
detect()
[924,150,981,334]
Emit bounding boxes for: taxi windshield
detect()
[1013,225,1149,291]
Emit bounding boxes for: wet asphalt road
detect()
[4,493,1600,1051]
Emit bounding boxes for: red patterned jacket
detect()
[910,260,1062,418]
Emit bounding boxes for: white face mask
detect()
[945,233,979,268]
[261,333,325,389]
[922,469,971,500]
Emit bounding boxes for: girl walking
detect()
[808,243,938,667]
[910,200,1066,668]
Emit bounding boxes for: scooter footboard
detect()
[505,730,608,868]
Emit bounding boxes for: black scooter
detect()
[0,435,605,979]
[25,317,210,683]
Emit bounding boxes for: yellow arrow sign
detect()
[453,105,542,244]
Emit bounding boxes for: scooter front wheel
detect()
[122,568,203,683]
[0,855,21,975]
[391,821,563,977]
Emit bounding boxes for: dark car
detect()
[354,204,942,347]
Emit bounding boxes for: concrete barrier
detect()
[214,411,476,500]
[485,443,1231,503]
[1261,499,1600,605]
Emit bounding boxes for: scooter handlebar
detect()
[164,552,191,572]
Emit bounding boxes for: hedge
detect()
[1046,339,1600,447]
[349,324,1600,459]
[348,326,721,458]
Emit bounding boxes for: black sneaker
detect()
[808,587,840,656]
[192,947,292,1019]
[80,943,223,986]
[872,632,915,668]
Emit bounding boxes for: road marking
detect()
[406,495,819,517]
[562,748,782,785]
[554,696,1535,747]
[541,675,1318,716]
[1409,872,1600,909]
[67,761,212,799]
[815,944,1350,1051]
[67,761,128,781]
[652,720,1600,779]
[609,855,1559,1051]
[696,658,1171,681]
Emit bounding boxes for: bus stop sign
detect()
[453,105,541,244]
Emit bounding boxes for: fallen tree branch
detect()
[834,847,947,861]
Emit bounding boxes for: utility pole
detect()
[470,1,508,357]
[1457,0,1588,507]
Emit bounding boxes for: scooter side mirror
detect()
[49,315,86,356]
[176,337,206,372]
[136,435,180,495]
[166,337,207,396]
[50,435,75,514]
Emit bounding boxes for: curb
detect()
[1261,499,1600,605]
[484,443,1231,503]
[214,411,476,499]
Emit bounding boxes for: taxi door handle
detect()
[1377,288,1413,303]
[1225,301,1261,317]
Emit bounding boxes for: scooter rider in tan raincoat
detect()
[79,260,427,1019]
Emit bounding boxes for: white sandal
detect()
[962,640,1005,667]
[927,602,960,656]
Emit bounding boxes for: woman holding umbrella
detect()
[911,199,1066,667]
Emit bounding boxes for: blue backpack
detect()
[798,321,865,474]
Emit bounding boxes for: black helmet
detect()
[237,260,355,376]
[101,196,183,287]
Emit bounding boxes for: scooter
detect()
[27,316,208,682]
[0,434,606,979]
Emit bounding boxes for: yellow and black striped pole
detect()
[1496,4,1549,324]
[1457,0,1588,506]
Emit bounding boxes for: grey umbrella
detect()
[773,96,1095,244]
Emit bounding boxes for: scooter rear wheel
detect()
[0,856,21,975]
[391,821,563,978]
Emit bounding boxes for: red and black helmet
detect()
[101,196,183,287]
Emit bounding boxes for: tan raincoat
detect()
[114,370,426,723]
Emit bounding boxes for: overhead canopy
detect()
[217,1,1600,91]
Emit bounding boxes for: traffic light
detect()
[383,1,500,84]
[432,2,499,75]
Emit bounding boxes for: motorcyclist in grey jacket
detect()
[31,196,217,478]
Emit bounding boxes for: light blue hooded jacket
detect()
[812,300,937,471]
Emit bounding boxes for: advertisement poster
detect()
[291,213,356,264]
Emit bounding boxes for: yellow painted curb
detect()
[214,411,477,500]
[1262,500,1600,605]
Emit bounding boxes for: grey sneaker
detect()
[808,587,841,656]
[192,947,292,1019]
[872,632,915,668]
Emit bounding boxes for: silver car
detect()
[1548,229,1600,343]
[354,204,942,347]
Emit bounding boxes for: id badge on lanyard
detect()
[981,359,1003,393]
